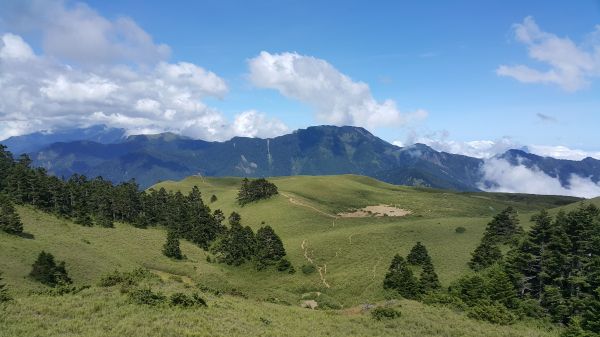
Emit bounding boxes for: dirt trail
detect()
[301,239,331,288]
[281,192,338,219]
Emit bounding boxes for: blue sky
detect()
[1,0,600,159]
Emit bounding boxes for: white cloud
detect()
[0,33,34,60]
[527,145,600,161]
[231,110,289,138]
[2,0,170,65]
[0,1,287,141]
[248,51,427,128]
[479,158,600,198]
[497,16,600,91]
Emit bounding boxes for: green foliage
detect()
[371,306,401,320]
[237,178,278,206]
[383,254,420,299]
[469,239,502,271]
[0,194,23,235]
[210,194,217,203]
[466,300,516,325]
[169,292,207,308]
[455,226,467,234]
[419,260,441,293]
[301,264,316,275]
[483,207,523,244]
[276,258,295,273]
[128,288,166,306]
[29,251,72,287]
[407,241,431,265]
[0,272,10,302]
[211,212,257,266]
[99,268,153,287]
[162,231,183,259]
[254,225,287,270]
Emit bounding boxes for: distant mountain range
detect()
[2,125,599,191]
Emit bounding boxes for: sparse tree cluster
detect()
[236,178,278,206]
[384,242,440,299]
[211,212,293,272]
[29,251,71,287]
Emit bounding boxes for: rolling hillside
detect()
[0,175,579,337]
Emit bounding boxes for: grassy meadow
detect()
[0,174,583,336]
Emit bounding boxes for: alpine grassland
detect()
[0,175,582,336]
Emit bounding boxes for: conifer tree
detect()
[255,225,287,270]
[483,207,523,244]
[383,254,420,299]
[407,241,431,265]
[469,239,502,271]
[0,194,23,235]
[29,251,72,286]
[163,231,183,259]
[419,260,441,293]
[210,194,217,203]
[485,265,517,308]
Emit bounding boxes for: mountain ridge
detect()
[3,125,600,192]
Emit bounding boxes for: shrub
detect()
[455,226,467,234]
[371,307,401,320]
[301,264,316,274]
[128,288,166,306]
[29,251,72,287]
[99,268,152,287]
[421,292,467,310]
[467,301,516,325]
[210,195,218,203]
[276,259,295,273]
[0,272,10,302]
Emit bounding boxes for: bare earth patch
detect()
[338,205,412,218]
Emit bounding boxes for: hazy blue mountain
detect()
[1,125,126,155]
[22,125,600,191]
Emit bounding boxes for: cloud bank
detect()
[497,16,600,91]
[479,158,600,198]
[248,51,428,128]
[0,0,287,141]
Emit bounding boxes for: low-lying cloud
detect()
[479,158,600,198]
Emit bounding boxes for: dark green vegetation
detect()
[0,272,10,302]
[0,165,591,336]
[162,231,183,259]
[237,177,278,206]
[29,251,71,287]
[0,194,23,235]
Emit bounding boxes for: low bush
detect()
[467,301,516,325]
[301,264,316,275]
[371,307,401,320]
[128,288,166,306]
[455,226,467,234]
[169,292,207,308]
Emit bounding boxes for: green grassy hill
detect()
[0,175,577,337]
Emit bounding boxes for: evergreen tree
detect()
[210,194,217,203]
[484,207,523,244]
[407,241,431,265]
[0,272,10,302]
[237,178,278,206]
[211,212,255,266]
[163,231,183,259]
[485,264,517,308]
[469,239,502,271]
[383,254,420,299]
[419,260,441,293]
[29,251,72,286]
[254,225,287,270]
[0,194,23,235]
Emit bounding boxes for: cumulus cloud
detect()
[247,51,427,128]
[479,158,600,198]
[497,16,600,91]
[1,0,170,65]
[231,110,289,138]
[0,1,286,141]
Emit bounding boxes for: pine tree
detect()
[0,194,23,235]
[407,242,431,265]
[419,260,441,293]
[29,251,72,286]
[163,231,183,259]
[469,239,502,271]
[255,226,287,270]
[383,254,420,299]
[0,272,10,302]
[485,265,517,308]
[484,207,523,244]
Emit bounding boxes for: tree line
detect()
[0,144,292,281]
